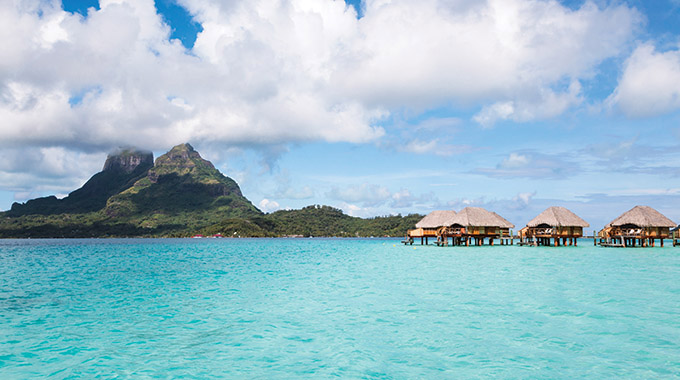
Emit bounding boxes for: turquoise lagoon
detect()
[1,238,679,378]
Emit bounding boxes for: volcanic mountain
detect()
[104,143,261,218]
[8,143,261,220]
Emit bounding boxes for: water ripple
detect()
[1,238,679,378]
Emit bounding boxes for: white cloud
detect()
[501,153,531,169]
[337,202,364,217]
[338,0,637,118]
[258,198,281,213]
[398,138,473,157]
[473,101,515,127]
[608,43,680,117]
[474,80,583,127]
[0,0,643,195]
[0,0,385,154]
[390,188,438,208]
[513,191,535,206]
[0,147,105,201]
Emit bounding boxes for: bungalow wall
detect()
[408,228,439,238]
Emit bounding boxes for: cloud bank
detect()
[608,44,680,117]
[0,0,646,193]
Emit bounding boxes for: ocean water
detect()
[1,238,679,379]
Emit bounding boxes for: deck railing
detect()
[525,227,583,237]
[607,227,668,238]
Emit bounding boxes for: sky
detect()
[1,0,679,229]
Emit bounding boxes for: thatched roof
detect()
[526,206,589,228]
[447,207,515,228]
[415,210,457,229]
[606,206,676,228]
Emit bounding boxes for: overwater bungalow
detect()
[519,206,589,247]
[673,225,680,247]
[436,207,514,246]
[598,205,676,247]
[405,210,456,245]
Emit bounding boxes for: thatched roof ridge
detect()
[526,206,589,228]
[415,210,457,229]
[606,206,676,228]
[448,207,515,228]
[490,211,515,228]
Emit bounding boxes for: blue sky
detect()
[1,0,679,229]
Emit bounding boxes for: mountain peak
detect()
[177,142,194,151]
[103,143,258,218]
[149,143,217,182]
[167,143,195,155]
[103,148,153,174]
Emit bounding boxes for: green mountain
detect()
[0,144,421,238]
[104,143,260,218]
